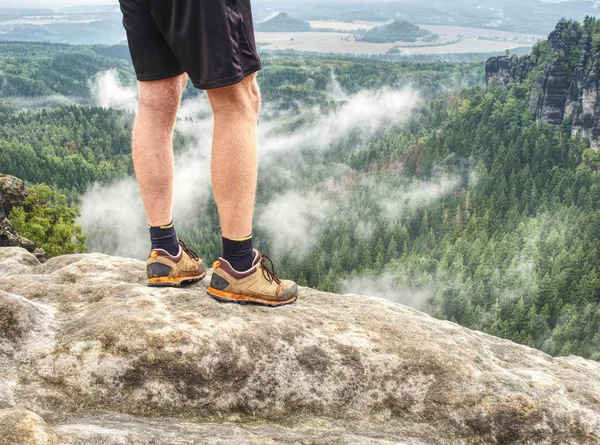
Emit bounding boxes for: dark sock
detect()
[149,221,180,256]
[222,235,254,272]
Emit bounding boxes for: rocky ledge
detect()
[0,247,599,444]
[0,175,46,262]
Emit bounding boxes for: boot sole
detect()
[147,270,206,288]
[207,287,298,307]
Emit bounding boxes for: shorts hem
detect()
[192,62,262,90]
[136,68,186,82]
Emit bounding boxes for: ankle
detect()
[149,221,180,256]
[222,235,254,272]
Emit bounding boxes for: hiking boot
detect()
[147,240,206,287]
[207,249,298,307]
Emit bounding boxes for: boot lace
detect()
[178,240,199,260]
[260,254,281,284]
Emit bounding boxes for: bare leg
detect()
[206,73,261,239]
[133,74,187,227]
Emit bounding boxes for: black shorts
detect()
[119,0,262,90]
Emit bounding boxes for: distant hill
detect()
[357,20,432,43]
[0,8,53,18]
[0,42,131,98]
[256,12,311,32]
[58,5,121,14]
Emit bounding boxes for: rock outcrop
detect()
[255,12,311,33]
[485,55,529,86]
[485,19,600,148]
[0,175,27,216]
[0,175,46,262]
[0,247,599,444]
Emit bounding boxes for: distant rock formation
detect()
[0,175,46,262]
[255,12,311,32]
[486,19,600,148]
[0,175,27,218]
[357,20,432,43]
[0,247,599,444]
[484,54,537,87]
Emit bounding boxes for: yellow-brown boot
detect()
[207,249,298,307]
[147,240,206,287]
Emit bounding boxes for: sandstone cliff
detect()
[0,175,46,262]
[0,247,599,444]
[485,19,600,148]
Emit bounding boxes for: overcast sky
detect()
[0,0,275,5]
[0,0,117,7]
[0,0,587,8]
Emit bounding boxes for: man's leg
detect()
[119,0,205,287]
[207,73,260,271]
[205,73,297,306]
[133,73,206,287]
[134,74,187,226]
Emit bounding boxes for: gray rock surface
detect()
[0,246,599,444]
[0,409,60,445]
[485,54,536,87]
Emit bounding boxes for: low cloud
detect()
[258,86,420,158]
[340,273,437,311]
[88,69,138,112]
[256,190,335,257]
[256,170,464,258]
[78,179,148,258]
[355,220,375,241]
[7,95,90,110]
[377,175,462,221]
[326,70,349,102]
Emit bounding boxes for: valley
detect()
[2,16,600,362]
[0,3,574,57]
[255,31,530,55]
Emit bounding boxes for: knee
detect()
[207,74,261,119]
[138,75,186,115]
